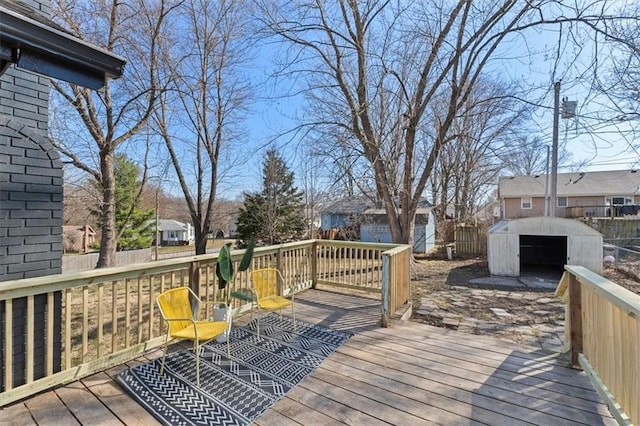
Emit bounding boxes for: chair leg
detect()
[194,340,200,386]
[292,303,296,329]
[159,336,169,376]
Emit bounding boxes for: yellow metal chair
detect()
[156,287,231,386]
[250,268,295,337]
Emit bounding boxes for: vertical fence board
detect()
[111,282,118,354]
[46,292,54,376]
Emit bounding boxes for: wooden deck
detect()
[1,289,616,426]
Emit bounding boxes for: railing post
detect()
[276,246,283,273]
[311,241,318,289]
[189,261,200,296]
[381,253,389,328]
[568,273,583,368]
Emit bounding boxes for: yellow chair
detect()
[156,287,231,386]
[250,268,295,337]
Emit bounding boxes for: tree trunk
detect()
[96,151,116,268]
[193,217,207,255]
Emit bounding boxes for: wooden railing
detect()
[556,265,640,426]
[381,245,412,327]
[0,239,408,406]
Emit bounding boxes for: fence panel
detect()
[455,224,487,256]
[314,240,392,293]
[62,248,154,273]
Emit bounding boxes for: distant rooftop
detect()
[499,169,640,197]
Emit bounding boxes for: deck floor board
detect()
[2,289,617,426]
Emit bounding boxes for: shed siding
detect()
[488,233,519,276]
[568,235,603,274]
[488,217,602,277]
[360,212,436,253]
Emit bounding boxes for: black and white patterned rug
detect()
[116,313,352,426]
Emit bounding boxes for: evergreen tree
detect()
[236,149,306,246]
[93,154,155,250]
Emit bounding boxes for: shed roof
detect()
[498,169,640,198]
[0,0,125,89]
[488,217,602,237]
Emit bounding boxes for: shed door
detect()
[519,235,567,275]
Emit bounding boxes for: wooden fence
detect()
[556,266,640,426]
[454,224,487,256]
[0,239,408,406]
[62,248,154,273]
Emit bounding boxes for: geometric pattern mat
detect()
[115,313,352,425]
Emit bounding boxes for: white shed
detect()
[487,217,602,277]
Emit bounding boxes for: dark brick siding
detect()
[0,0,63,392]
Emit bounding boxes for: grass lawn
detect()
[156,238,236,255]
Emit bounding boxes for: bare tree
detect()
[50,0,176,267]
[257,1,537,244]
[154,0,254,254]
[588,3,640,158]
[431,78,524,222]
[258,1,640,245]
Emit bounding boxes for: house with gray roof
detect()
[157,219,195,246]
[320,196,436,253]
[498,170,640,219]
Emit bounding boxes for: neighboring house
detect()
[321,197,373,230]
[228,215,239,238]
[62,225,96,253]
[209,201,242,238]
[320,197,436,253]
[361,206,436,253]
[498,170,640,219]
[158,219,194,246]
[475,200,501,224]
[0,0,124,393]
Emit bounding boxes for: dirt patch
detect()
[410,257,639,341]
[411,258,489,302]
[602,263,640,295]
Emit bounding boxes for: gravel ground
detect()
[410,257,639,347]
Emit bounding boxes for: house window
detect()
[557,197,567,208]
[606,196,633,206]
[521,197,532,209]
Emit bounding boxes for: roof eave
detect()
[0,6,125,89]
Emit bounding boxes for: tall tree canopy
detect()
[154,0,254,254]
[236,149,305,246]
[50,0,176,267]
[258,0,637,244]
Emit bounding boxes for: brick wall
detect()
[0,0,63,392]
[0,118,63,278]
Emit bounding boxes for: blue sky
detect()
[142,2,640,201]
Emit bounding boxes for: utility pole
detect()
[550,81,560,217]
[155,187,159,261]
[544,144,550,216]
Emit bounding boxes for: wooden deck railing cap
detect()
[564,264,640,319]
